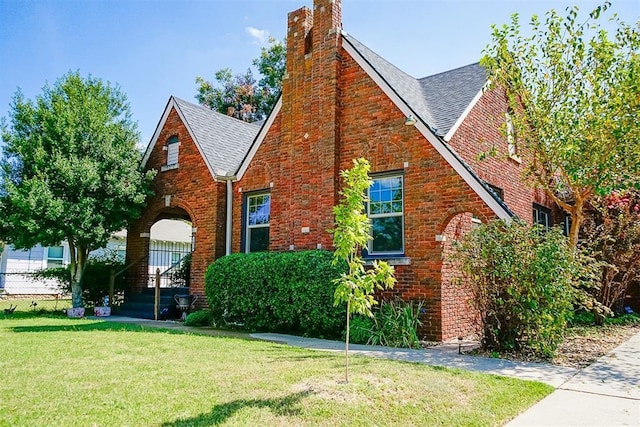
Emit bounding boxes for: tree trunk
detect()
[568,200,585,248]
[344,301,350,384]
[68,240,88,308]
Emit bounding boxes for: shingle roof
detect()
[343,34,486,137]
[172,97,260,176]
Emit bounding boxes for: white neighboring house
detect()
[0,219,192,295]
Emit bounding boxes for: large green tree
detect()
[195,37,286,122]
[0,72,154,308]
[481,3,640,246]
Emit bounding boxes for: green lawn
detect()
[0,314,552,426]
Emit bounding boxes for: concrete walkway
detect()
[97,316,640,426]
[507,331,640,426]
[250,332,577,388]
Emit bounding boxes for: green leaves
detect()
[330,158,396,319]
[454,220,594,357]
[196,37,286,122]
[204,250,347,337]
[482,4,640,246]
[0,71,153,306]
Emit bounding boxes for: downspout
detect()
[221,174,236,256]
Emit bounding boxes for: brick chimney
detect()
[281,0,342,250]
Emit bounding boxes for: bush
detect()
[184,309,213,326]
[30,249,127,307]
[454,220,586,358]
[347,300,423,349]
[205,250,347,338]
[347,315,375,344]
[582,191,640,312]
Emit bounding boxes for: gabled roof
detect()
[142,96,260,179]
[418,63,487,137]
[343,34,486,138]
[342,33,512,220]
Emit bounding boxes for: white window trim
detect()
[367,174,405,255]
[245,193,271,253]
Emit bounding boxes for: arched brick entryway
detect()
[126,196,223,304]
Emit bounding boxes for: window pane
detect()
[533,205,551,228]
[370,176,403,213]
[372,216,403,253]
[48,246,63,259]
[249,227,269,252]
[171,252,181,266]
[248,195,270,226]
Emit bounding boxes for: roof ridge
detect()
[418,62,483,81]
[172,96,262,128]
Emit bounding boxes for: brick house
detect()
[127,97,259,299]
[129,0,556,340]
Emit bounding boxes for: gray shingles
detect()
[343,34,487,137]
[418,63,487,136]
[173,97,259,176]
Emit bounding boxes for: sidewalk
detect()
[98,316,640,426]
[507,331,640,426]
[250,332,577,388]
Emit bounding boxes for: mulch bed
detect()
[552,323,640,368]
[461,323,640,369]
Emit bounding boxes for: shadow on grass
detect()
[8,321,187,335]
[161,391,312,426]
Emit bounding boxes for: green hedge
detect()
[205,250,347,338]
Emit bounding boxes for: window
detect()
[533,204,551,228]
[563,213,572,236]
[47,246,64,266]
[245,193,270,253]
[367,175,404,255]
[162,136,179,171]
[116,245,126,261]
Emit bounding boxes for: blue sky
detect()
[1,0,638,146]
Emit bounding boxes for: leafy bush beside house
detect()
[454,220,589,358]
[582,191,640,313]
[205,250,347,338]
[347,299,424,348]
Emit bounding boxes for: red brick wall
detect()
[440,212,479,339]
[233,0,505,340]
[338,49,500,340]
[127,107,226,300]
[447,88,555,222]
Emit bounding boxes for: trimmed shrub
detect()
[205,250,347,338]
[184,309,213,326]
[454,220,585,358]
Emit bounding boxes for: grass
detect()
[0,313,552,426]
